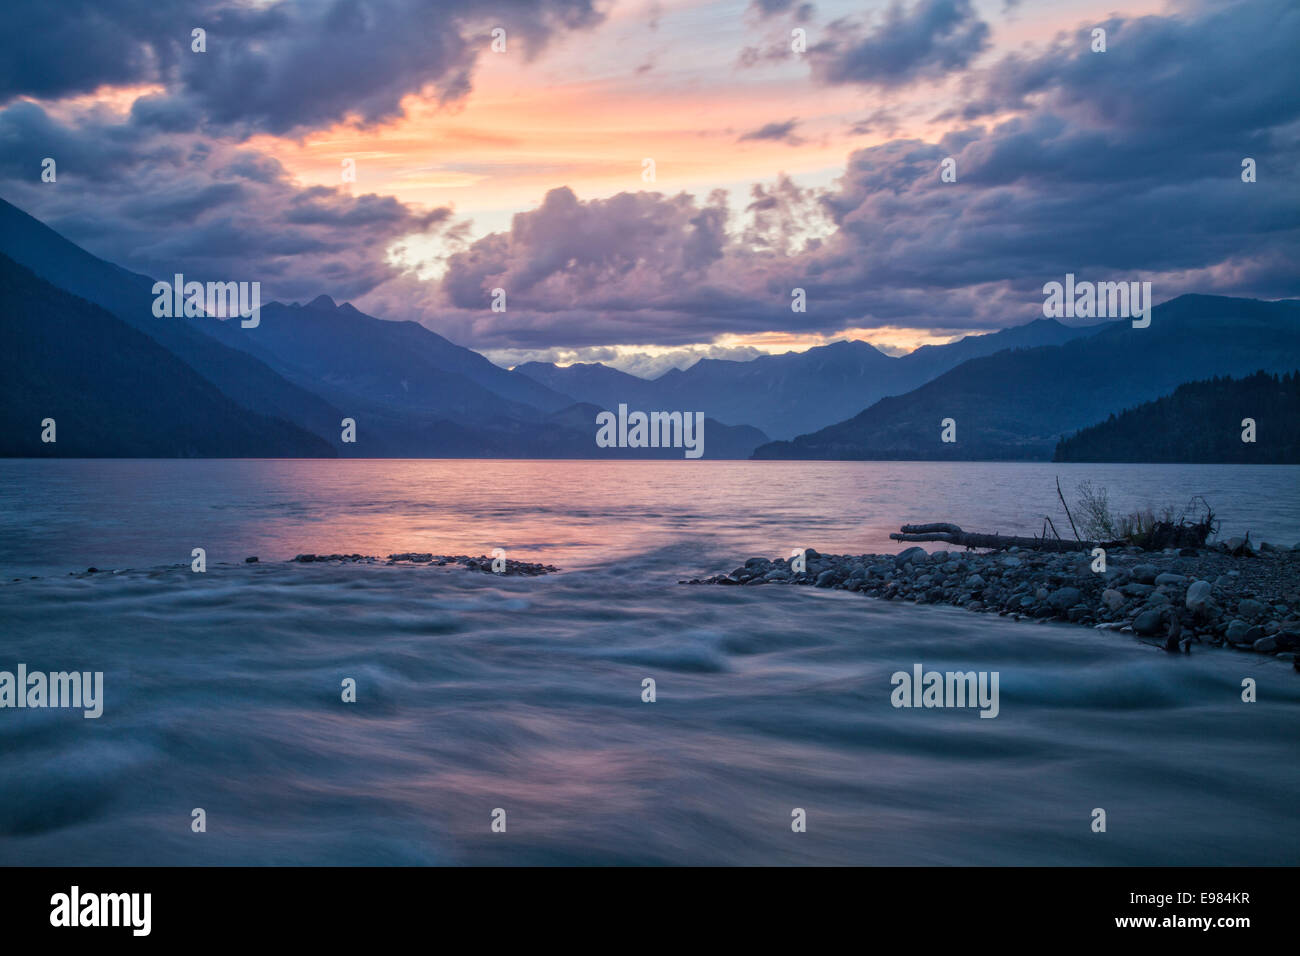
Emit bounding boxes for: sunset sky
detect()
[2,0,1296,375]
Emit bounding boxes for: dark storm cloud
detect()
[977,3,1300,143]
[1,0,605,136]
[809,0,990,88]
[0,102,142,183]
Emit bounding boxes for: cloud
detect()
[0,103,453,301]
[748,0,814,18]
[737,119,804,145]
[0,0,607,302]
[384,0,1300,352]
[2,0,1296,362]
[485,342,766,379]
[441,185,730,312]
[809,0,990,88]
[0,0,606,136]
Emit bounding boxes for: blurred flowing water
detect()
[1,460,1297,865]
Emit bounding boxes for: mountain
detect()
[517,318,1103,440]
[0,196,600,457]
[1053,371,1300,463]
[896,317,1110,381]
[198,295,575,417]
[650,340,898,440]
[0,196,593,458]
[0,253,334,457]
[0,197,346,448]
[753,295,1300,460]
[514,361,661,410]
[188,295,583,455]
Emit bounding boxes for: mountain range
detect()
[0,196,770,458]
[752,295,1300,460]
[3,194,1297,462]
[517,317,1103,441]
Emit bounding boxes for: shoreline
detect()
[687,543,1300,662]
[5,552,561,582]
[8,544,1300,666]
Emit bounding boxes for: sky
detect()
[1,0,1297,377]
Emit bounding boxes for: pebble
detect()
[1237,598,1267,620]
[1185,579,1212,611]
[1133,608,1165,635]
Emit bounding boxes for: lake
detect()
[1,459,1297,864]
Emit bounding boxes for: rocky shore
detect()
[687,541,1300,661]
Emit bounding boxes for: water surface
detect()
[1,460,1296,865]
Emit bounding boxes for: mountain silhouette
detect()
[753,295,1300,460]
[0,253,334,457]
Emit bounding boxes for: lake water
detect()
[1,460,1297,864]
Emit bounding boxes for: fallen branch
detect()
[891,523,1125,552]
[1056,476,1082,542]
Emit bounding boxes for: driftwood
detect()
[889,523,1124,552]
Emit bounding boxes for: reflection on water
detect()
[2,459,1297,575]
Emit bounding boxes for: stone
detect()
[1048,586,1082,610]
[1185,580,1212,611]
[1253,636,1278,653]
[1133,609,1165,635]
[1102,589,1125,611]
[1131,564,1159,584]
[1154,572,1186,586]
[1237,598,1267,620]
